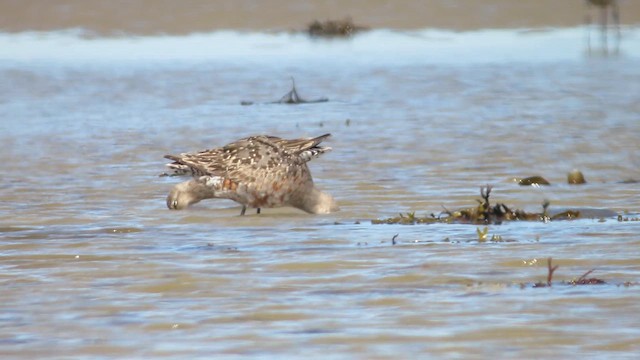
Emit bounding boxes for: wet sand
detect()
[1,0,640,35]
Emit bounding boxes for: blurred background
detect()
[1,0,640,34]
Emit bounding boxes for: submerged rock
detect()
[518,176,550,186]
[567,169,587,184]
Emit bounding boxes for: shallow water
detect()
[1,27,640,359]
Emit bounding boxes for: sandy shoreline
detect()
[1,0,639,35]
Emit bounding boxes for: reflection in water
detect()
[585,0,621,55]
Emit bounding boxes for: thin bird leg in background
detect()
[600,4,608,51]
[612,1,621,53]
[585,1,593,53]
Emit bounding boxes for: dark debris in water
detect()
[307,17,367,38]
[241,78,328,106]
[372,185,582,225]
[617,214,640,222]
[518,170,589,185]
[518,175,550,186]
[532,257,560,287]
[529,258,606,288]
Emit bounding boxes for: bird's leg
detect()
[239,206,260,215]
[600,4,608,52]
[612,1,621,54]
[585,1,593,54]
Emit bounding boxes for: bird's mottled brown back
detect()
[267,133,331,153]
[164,136,315,207]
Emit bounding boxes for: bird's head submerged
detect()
[313,191,340,214]
[294,187,340,214]
[166,178,216,210]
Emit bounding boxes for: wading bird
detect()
[585,0,620,54]
[163,134,338,215]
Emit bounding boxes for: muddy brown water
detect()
[1,17,640,360]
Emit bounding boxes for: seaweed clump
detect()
[307,18,367,38]
[372,186,581,225]
[241,78,328,106]
[274,78,328,104]
[531,258,605,288]
[372,211,438,225]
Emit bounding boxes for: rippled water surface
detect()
[1,28,640,359]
